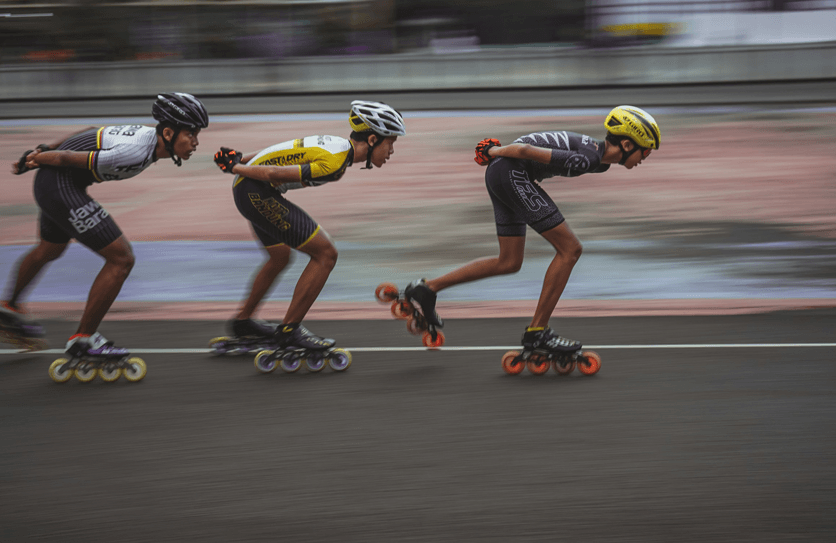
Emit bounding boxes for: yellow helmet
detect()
[605,105,660,150]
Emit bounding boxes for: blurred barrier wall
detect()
[2,42,836,100]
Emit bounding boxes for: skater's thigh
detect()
[34,168,123,252]
[234,178,319,249]
[485,158,565,235]
[539,221,582,255]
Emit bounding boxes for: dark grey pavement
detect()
[1,311,834,542]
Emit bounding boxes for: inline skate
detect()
[254,323,351,374]
[209,318,281,355]
[0,302,47,352]
[501,327,601,376]
[48,332,147,383]
[375,279,445,348]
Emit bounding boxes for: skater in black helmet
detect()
[2,93,208,382]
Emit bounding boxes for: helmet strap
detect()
[165,127,183,167]
[618,140,640,165]
[362,133,382,170]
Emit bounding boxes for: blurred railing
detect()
[1,1,835,101]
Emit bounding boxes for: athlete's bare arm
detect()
[488,143,552,164]
[231,163,302,187]
[17,150,91,172]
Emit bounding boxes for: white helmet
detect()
[349,100,406,137]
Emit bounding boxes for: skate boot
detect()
[500,327,601,377]
[48,332,147,383]
[253,323,351,374]
[209,318,279,355]
[0,302,47,352]
[375,279,445,348]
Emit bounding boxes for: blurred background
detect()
[2,0,836,100]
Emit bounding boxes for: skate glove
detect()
[474,138,500,165]
[214,147,243,174]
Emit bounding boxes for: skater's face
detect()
[172,128,201,161]
[370,135,397,168]
[620,139,650,170]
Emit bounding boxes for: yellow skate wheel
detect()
[123,357,147,382]
[578,351,601,376]
[48,358,74,383]
[328,348,352,371]
[305,356,327,372]
[254,350,278,373]
[98,365,122,382]
[75,364,97,382]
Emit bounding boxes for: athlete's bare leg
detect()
[529,222,582,329]
[424,235,525,293]
[236,243,292,320]
[3,239,68,308]
[282,229,338,324]
[76,236,135,335]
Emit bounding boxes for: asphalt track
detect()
[2,311,835,542]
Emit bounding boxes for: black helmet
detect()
[152,92,209,129]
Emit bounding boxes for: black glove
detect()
[13,150,35,175]
[214,147,243,174]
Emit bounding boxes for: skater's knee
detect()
[496,255,523,275]
[558,239,582,264]
[314,243,338,271]
[35,241,68,262]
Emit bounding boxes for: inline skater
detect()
[212,100,405,365]
[381,106,659,371]
[2,92,208,380]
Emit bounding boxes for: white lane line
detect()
[2,343,835,355]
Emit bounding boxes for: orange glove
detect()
[474,138,500,165]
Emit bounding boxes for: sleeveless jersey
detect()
[233,135,354,193]
[58,125,158,185]
[513,131,610,182]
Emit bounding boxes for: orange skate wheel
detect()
[527,355,551,376]
[422,330,444,349]
[501,351,524,375]
[577,351,601,375]
[406,317,422,336]
[375,282,399,303]
[391,300,413,320]
[553,360,576,375]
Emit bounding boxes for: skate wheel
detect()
[422,330,444,349]
[577,351,601,376]
[280,354,302,373]
[305,355,327,373]
[406,317,423,336]
[98,365,122,382]
[375,282,399,303]
[48,358,73,383]
[391,300,413,320]
[75,364,98,382]
[328,348,352,371]
[527,355,551,376]
[553,360,576,375]
[123,357,147,382]
[208,336,231,355]
[254,350,278,373]
[501,351,524,375]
